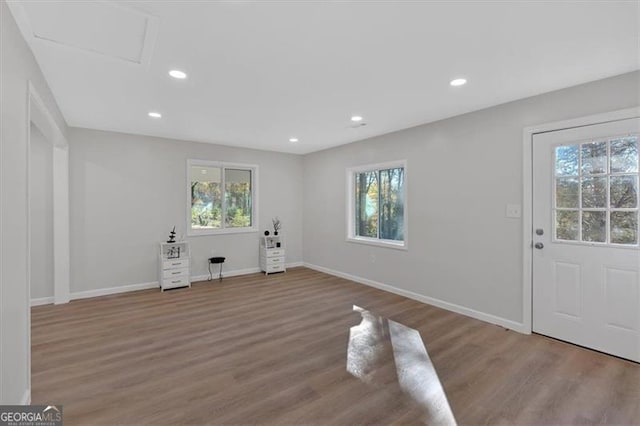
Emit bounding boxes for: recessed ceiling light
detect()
[148,112,162,118]
[450,78,467,87]
[169,70,187,79]
[351,115,363,122]
[289,138,299,143]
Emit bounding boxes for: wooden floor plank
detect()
[31,267,640,425]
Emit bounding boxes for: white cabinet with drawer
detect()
[159,241,191,291]
[259,235,286,275]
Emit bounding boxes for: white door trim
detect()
[28,81,70,305]
[522,106,640,334]
[27,81,70,396]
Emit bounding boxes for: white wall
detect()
[68,128,303,293]
[303,71,640,328]
[29,123,54,300]
[0,0,68,404]
[2,0,638,405]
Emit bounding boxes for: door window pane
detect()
[610,137,638,173]
[581,141,607,175]
[581,177,607,208]
[355,171,379,238]
[610,175,638,209]
[556,177,579,208]
[555,145,579,176]
[582,211,606,243]
[191,166,222,229]
[611,211,638,245]
[556,210,579,241]
[553,136,639,246]
[224,169,252,228]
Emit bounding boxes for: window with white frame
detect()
[347,161,407,248]
[188,160,257,235]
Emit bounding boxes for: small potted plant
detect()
[272,217,282,236]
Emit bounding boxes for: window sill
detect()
[346,236,407,251]
[188,227,259,237]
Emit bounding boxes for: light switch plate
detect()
[506,204,521,218]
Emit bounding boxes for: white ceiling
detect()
[8,1,640,154]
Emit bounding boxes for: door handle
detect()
[534,242,544,249]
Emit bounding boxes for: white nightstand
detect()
[259,235,285,275]
[159,241,191,291]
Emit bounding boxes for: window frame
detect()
[187,159,259,236]
[346,160,408,250]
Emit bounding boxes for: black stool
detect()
[208,257,226,281]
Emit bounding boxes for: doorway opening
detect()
[27,82,71,395]
[27,82,70,307]
[29,123,54,304]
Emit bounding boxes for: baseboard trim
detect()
[192,262,305,282]
[31,262,307,305]
[31,297,54,307]
[70,281,160,301]
[191,266,261,283]
[303,262,529,334]
[26,262,328,306]
[21,388,31,405]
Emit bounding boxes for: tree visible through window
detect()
[353,165,405,243]
[554,135,638,245]
[189,162,255,234]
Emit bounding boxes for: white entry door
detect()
[533,117,640,362]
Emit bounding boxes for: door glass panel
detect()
[611,211,638,245]
[582,211,607,242]
[581,141,607,175]
[581,177,607,208]
[555,145,579,176]
[610,176,638,208]
[556,210,579,241]
[552,135,639,246]
[556,178,579,208]
[610,137,638,173]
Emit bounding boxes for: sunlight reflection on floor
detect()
[347,305,457,425]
